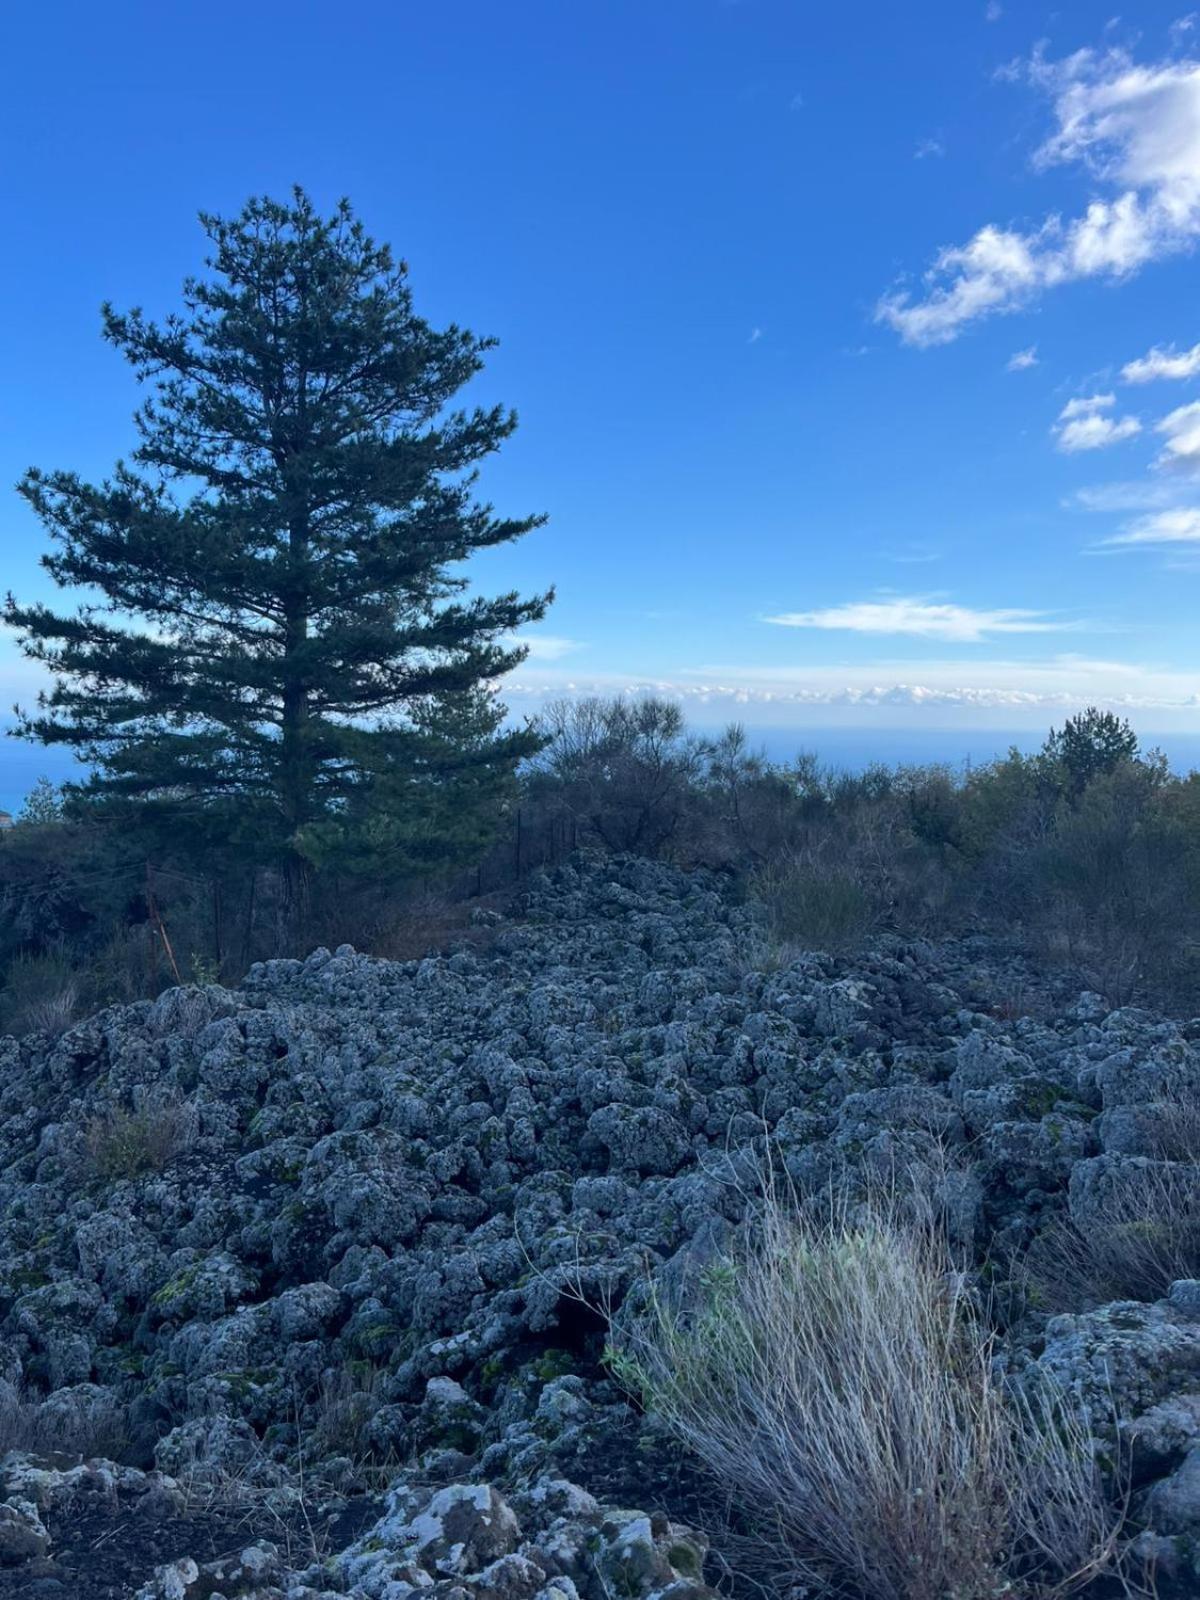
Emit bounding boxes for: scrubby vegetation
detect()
[6,699,1198,1030]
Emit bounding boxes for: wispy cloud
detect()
[985,1,1003,20]
[1069,478,1188,511]
[506,632,586,662]
[789,91,805,112]
[1007,345,1039,370]
[1102,507,1200,545]
[915,136,945,159]
[1156,399,1200,468]
[881,541,942,565]
[1122,339,1200,382]
[1053,392,1142,451]
[748,326,763,343]
[878,45,1200,345]
[764,596,1072,642]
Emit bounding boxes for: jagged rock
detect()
[0,1499,49,1564]
[0,853,1197,1594]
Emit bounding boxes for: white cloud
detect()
[1103,506,1200,544]
[1007,345,1039,369]
[1122,339,1200,381]
[985,1,1003,20]
[1053,392,1142,450]
[1069,477,1188,510]
[1156,399,1200,467]
[748,327,763,343]
[878,45,1200,345]
[502,654,1200,723]
[506,632,585,662]
[763,596,1071,642]
[1056,414,1142,450]
[1059,391,1114,419]
[915,137,946,159]
[789,91,804,112]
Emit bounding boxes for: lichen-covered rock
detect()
[0,853,1198,1593]
[0,1499,49,1565]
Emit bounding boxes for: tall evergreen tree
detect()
[5,190,550,906]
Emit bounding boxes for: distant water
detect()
[4,724,1200,815]
[0,739,84,815]
[718,726,1200,776]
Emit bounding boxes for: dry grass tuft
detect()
[82,1092,197,1180]
[0,1381,131,1462]
[754,855,874,951]
[1023,1159,1200,1313]
[613,1188,1122,1600]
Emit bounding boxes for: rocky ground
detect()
[2,853,1200,1597]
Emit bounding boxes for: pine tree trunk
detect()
[282,850,312,953]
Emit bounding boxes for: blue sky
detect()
[4,0,1200,748]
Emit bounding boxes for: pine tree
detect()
[1041,707,1140,798]
[5,190,550,912]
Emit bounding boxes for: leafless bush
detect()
[82,1092,197,1180]
[530,696,704,855]
[614,1189,1122,1600]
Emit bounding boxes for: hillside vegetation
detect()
[4,702,1198,1036]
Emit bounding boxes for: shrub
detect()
[529,696,704,855]
[0,949,80,1036]
[82,1093,196,1180]
[614,1192,1120,1600]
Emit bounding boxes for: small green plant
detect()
[83,1093,195,1180]
[189,951,221,986]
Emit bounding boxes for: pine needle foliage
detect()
[5,189,550,894]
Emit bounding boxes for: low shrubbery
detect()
[523,700,1200,1008]
[3,700,1199,1020]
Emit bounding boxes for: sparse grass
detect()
[303,1364,397,1486]
[1023,1158,1200,1312]
[0,950,81,1037]
[613,1187,1122,1600]
[82,1092,197,1180]
[754,856,873,951]
[0,1380,131,1462]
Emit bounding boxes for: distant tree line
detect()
[3,698,1200,1030]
